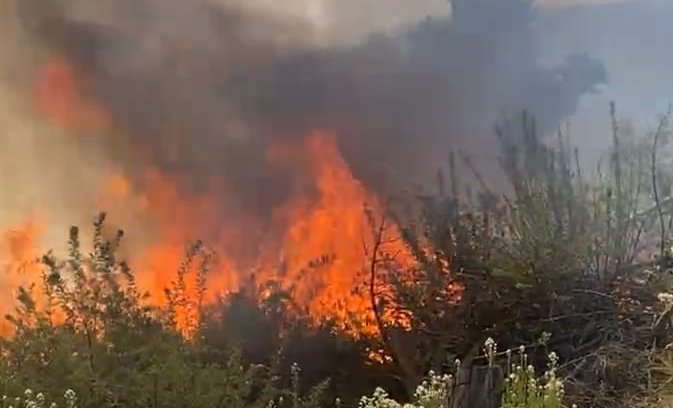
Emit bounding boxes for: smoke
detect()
[0,1,120,248]
[536,0,673,161]
[3,0,608,241]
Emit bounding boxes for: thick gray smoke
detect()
[15,0,607,212]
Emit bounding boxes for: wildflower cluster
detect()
[501,346,565,408]
[360,338,568,408]
[358,371,453,408]
[358,387,408,408]
[658,292,673,306]
[0,389,76,408]
[413,371,453,408]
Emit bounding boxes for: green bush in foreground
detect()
[2,338,565,408]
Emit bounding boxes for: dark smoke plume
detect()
[16,0,607,212]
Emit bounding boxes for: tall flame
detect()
[260,133,412,335]
[2,55,417,338]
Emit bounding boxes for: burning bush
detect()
[0,213,332,408]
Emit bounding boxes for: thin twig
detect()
[651,110,670,266]
[651,107,672,265]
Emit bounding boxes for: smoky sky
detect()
[16,0,607,213]
[536,0,673,162]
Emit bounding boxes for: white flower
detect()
[484,337,496,349]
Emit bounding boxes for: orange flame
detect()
[0,218,45,334]
[98,169,243,337]
[18,55,420,339]
[94,134,412,337]
[260,133,413,335]
[34,56,111,133]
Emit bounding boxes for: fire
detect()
[95,134,412,337]
[260,133,412,335]
[0,218,45,334]
[2,222,42,275]
[98,170,243,337]
[6,55,419,339]
[131,176,240,338]
[34,56,111,134]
